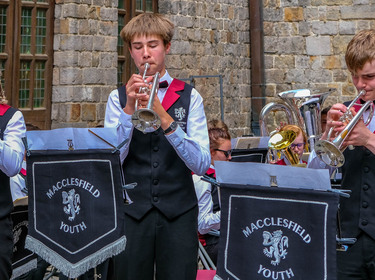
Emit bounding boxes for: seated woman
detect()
[274,124,308,166]
[193,120,231,265]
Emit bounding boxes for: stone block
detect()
[82,103,97,121]
[306,36,331,55]
[284,7,304,22]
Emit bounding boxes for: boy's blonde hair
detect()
[345,29,375,73]
[120,13,174,49]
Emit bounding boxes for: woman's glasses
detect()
[215,149,232,158]
[290,143,305,149]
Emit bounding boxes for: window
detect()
[117,0,158,88]
[0,0,53,129]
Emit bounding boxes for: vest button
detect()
[153,179,159,185]
[362,219,368,226]
[365,149,371,156]
[153,162,159,168]
[363,184,370,191]
[153,146,159,152]
[362,201,369,208]
[364,166,370,173]
[153,196,159,202]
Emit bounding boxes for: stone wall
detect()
[262,0,375,133]
[52,0,118,128]
[160,0,251,137]
[51,0,375,138]
[51,0,251,137]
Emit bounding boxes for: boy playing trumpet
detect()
[104,13,210,280]
[309,29,375,279]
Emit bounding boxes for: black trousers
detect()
[112,206,198,280]
[337,232,375,280]
[0,215,13,280]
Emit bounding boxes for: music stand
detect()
[230,148,268,163]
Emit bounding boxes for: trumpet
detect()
[314,90,374,167]
[135,63,150,111]
[131,71,161,134]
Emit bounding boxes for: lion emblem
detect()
[263,230,288,266]
[62,189,80,221]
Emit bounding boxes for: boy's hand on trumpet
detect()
[123,74,153,115]
[325,103,374,149]
[321,103,347,140]
[342,117,372,148]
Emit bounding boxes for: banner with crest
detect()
[214,184,339,280]
[24,128,127,278]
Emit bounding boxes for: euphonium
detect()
[268,130,300,166]
[314,90,374,167]
[131,71,162,134]
[260,88,335,151]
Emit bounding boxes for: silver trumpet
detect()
[314,90,374,167]
[135,63,150,110]
[131,71,161,134]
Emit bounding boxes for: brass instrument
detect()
[134,62,150,111]
[260,88,335,151]
[268,130,301,166]
[131,71,161,134]
[314,90,374,167]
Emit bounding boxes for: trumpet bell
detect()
[314,139,345,168]
[132,109,161,134]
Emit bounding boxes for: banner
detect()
[215,184,339,280]
[25,149,126,278]
[11,199,37,280]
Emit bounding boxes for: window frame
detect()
[0,0,54,129]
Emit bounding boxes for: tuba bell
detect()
[314,90,374,167]
[260,88,335,151]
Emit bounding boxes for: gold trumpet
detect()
[268,130,301,166]
[314,90,374,167]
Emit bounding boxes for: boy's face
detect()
[351,59,375,101]
[129,34,171,77]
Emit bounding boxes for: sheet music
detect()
[215,161,331,191]
[26,127,119,150]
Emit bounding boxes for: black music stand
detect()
[213,162,339,280]
[230,148,268,163]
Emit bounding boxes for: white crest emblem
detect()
[263,230,288,266]
[62,189,80,221]
[174,107,186,121]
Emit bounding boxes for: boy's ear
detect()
[165,42,171,54]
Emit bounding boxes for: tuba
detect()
[314,90,374,167]
[260,88,335,151]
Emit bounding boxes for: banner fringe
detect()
[25,235,126,278]
[11,258,38,280]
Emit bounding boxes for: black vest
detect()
[0,105,18,219]
[118,79,197,220]
[339,100,375,239]
[340,146,375,239]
